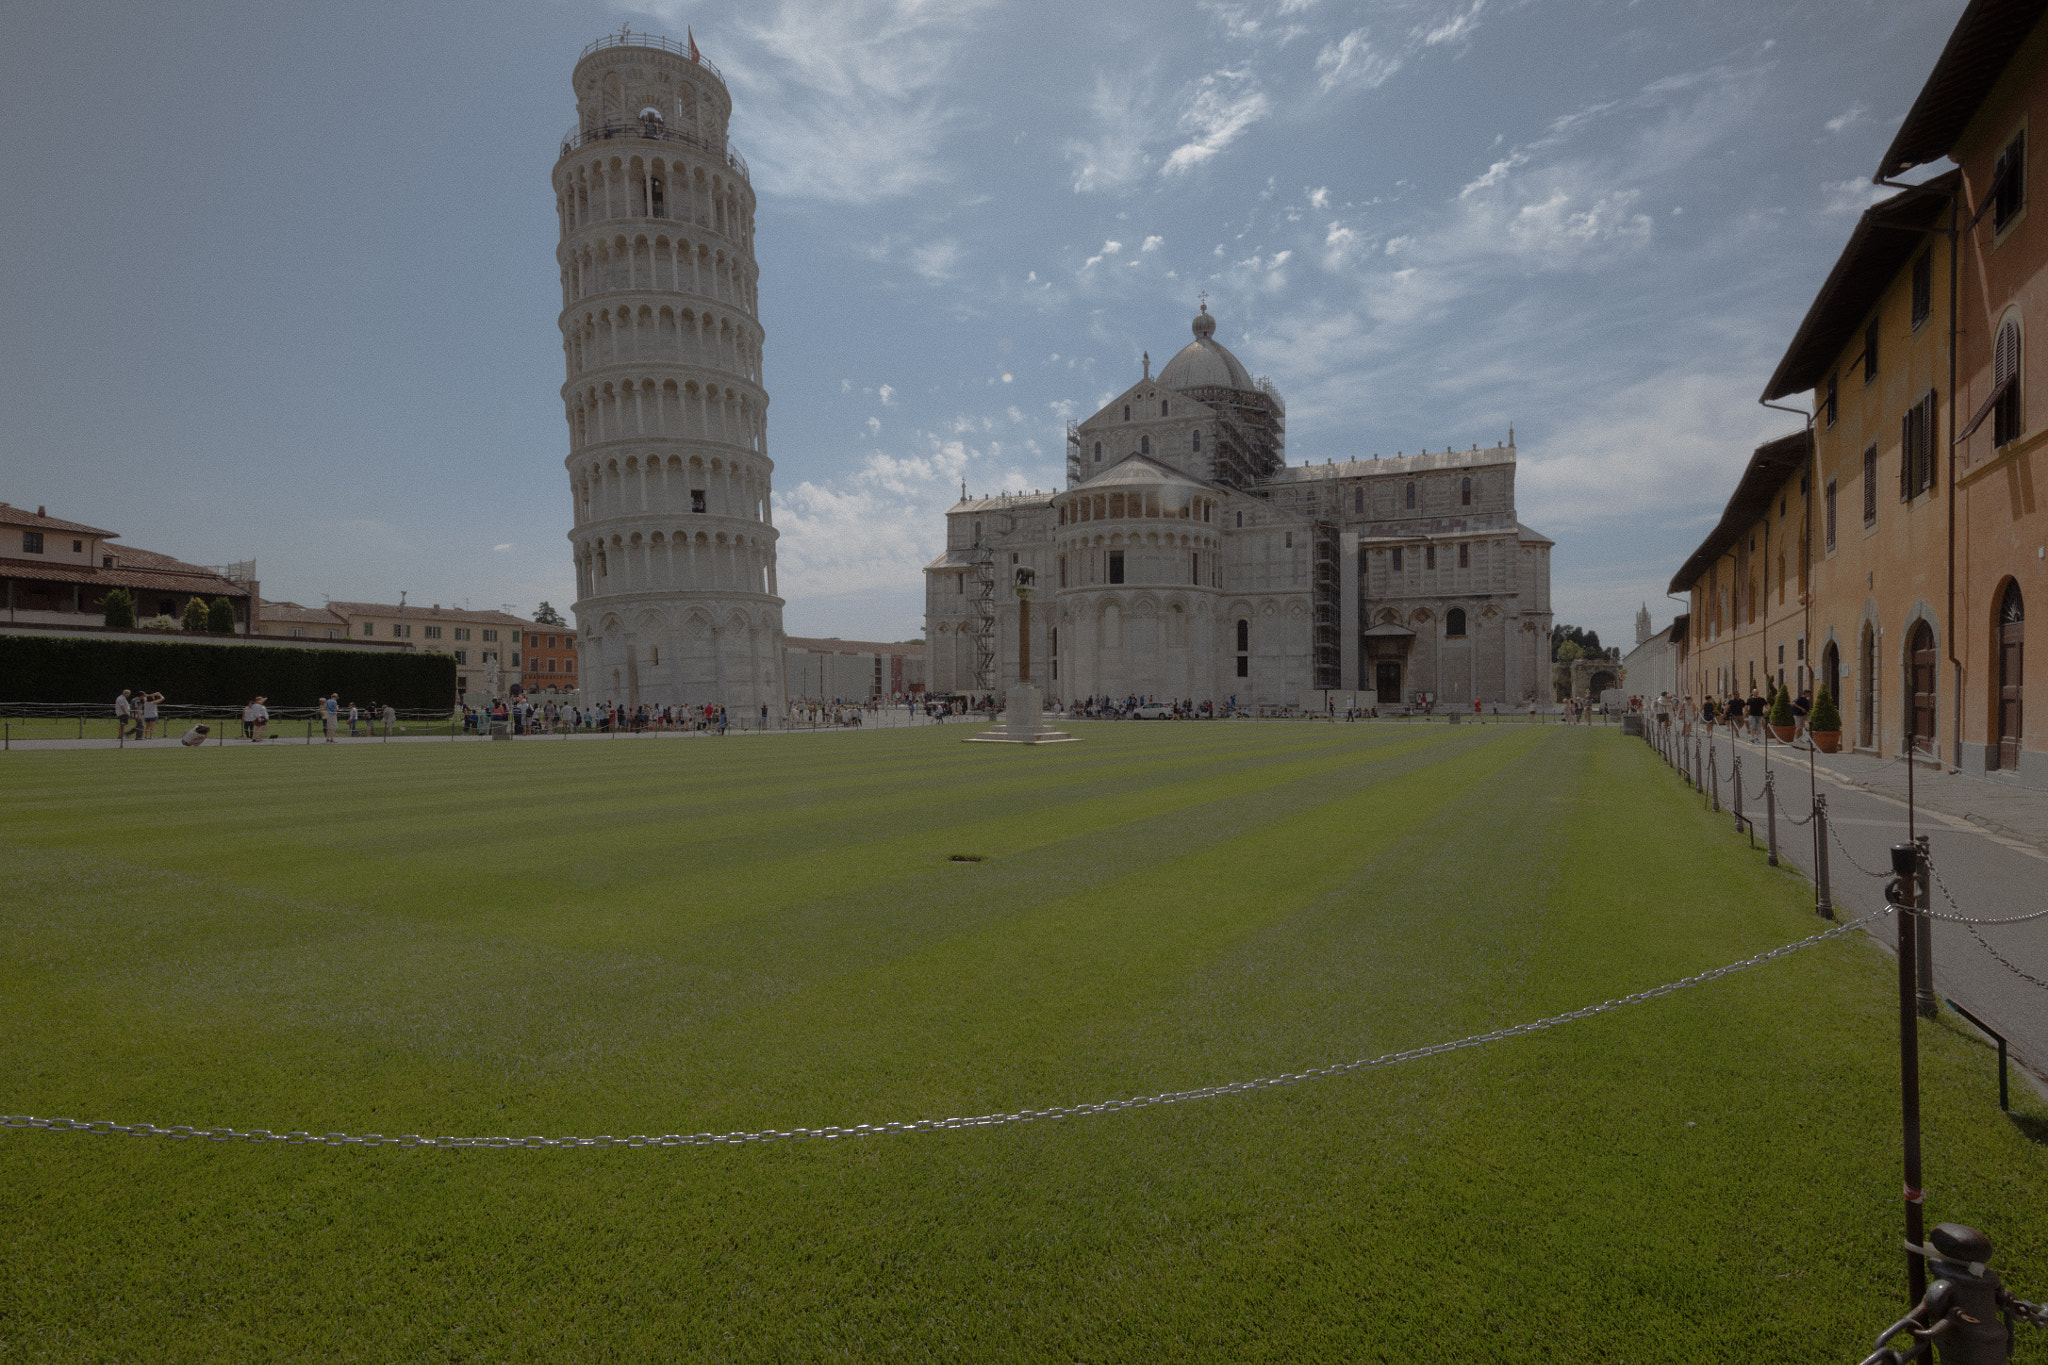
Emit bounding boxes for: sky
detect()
[0,0,1964,646]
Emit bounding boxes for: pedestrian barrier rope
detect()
[1922,855,2048,926]
[1829,822,1894,879]
[1,911,1886,1152]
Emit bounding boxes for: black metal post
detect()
[1733,754,1745,833]
[1815,793,1834,920]
[1766,771,1779,867]
[1944,997,2009,1112]
[1892,842,1928,1309]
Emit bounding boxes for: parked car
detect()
[1131,703,1173,719]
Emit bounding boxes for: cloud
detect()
[878,384,896,405]
[1082,239,1124,268]
[1820,177,1891,215]
[1825,102,1867,135]
[493,543,513,552]
[1141,234,1164,251]
[1065,69,1159,192]
[866,416,882,435]
[1162,69,1272,176]
[909,238,964,281]
[1315,28,1402,92]
[649,0,992,205]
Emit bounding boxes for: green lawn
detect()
[0,723,2039,1362]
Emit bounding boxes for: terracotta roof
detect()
[0,503,118,538]
[0,552,248,598]
[1877,0,2048,178]
[784,635,925,657]
[1667,429,1813,594]
[1760,171,1958,402]
[326,601,535,627]
[260,600,349,626]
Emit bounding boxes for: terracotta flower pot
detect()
[1770,723,1797,743]
[1810,729,1842,753]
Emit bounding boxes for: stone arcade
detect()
[926,306,1555,710]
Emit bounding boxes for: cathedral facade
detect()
[925,307,1554,710]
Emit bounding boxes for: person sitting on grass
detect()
[179,722,210,747]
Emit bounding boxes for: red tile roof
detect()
[0,503,119,538]
[326,601,535,627]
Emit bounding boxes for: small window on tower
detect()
[1192,430,1201,452]
[1141,435,1150,455]
[1123,405,1131,421]
[1405,482,1416,509]
[1425,546,1437,570]
[1461,477,1472,506]
[1458,543,1469,568]
[650,177,665,217]
[1108,551,1125,584]
[1161,399,1169,416]
[1354,487,1363,513]
[1094,441,1102,461]
[692,489,707,512]
[1391,548,1403,572]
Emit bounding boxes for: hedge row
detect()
[0,635,456,709]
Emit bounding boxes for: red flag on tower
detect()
[687,27,701,62]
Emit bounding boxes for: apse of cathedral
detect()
[925,305,1555,709]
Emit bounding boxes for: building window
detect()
[1994,129,2026,232]
[482,651,496,663]
[1446,608,1466,637]
[455,650,467,664]
[289,627,306,638]
[1863,445,1878,525]
[1161,399,1169,416]
[482,629,498,642]
[1236,655,1249,677]
[1392,547,1404,572]
[1236,511,1243,528]
[1864,316,1879,384]
[547,635,557,648]
[1190,551,1199,584]
[1994,316,2023,446]
[1141,435,1151,455]
[1354,487,1363,513]
[1825,478,1838,553]
[1059,555,1067,588]
[455,627,470,641]
[1458,543,1469,568]
[361,622,374,636]
[1404,481,1415,509]
[512,653,521,666]
[1825,374,1838,428]
[1094,441,1102,461]
[1901,390,1937,498]
[1425,545,1437,570]
[393,623,411,638]
[1108,551,1125,584]
[566,658,576,672]
[21,531,43,554]
[1911,252,1932,329]
[1285,531,1293,548]
[1123,404,1131,421]
[1236,619,1249,651]
[1460,477,1471,506]
[1191,430,1201,452]
[424,625,442,640]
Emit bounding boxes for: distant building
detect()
[0,503,255,632]
[783,636,925,701]
[1620,609,1686,702]
[520,626,581,692]
[256,601,349,641]
[924,306,1554,709]
[325,602,538,699]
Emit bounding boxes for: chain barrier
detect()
[1921,854,2048,926]
[1,912,1886,1152]
[1963,923,2048,994]
[1829,820,1895,879]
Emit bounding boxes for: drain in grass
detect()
[948,854,985,862]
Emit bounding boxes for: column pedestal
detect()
[964,682,1077,745]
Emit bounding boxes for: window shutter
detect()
[1901,411,1913,501]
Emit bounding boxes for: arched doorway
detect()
[1589,670,1617,695]
[1859,622,1876,748]
[1822,640,1841,711]
[1909,621,1938,755]
[1996,582,2024,770]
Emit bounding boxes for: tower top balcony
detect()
[577,31,726,83]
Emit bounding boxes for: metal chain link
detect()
[1,912,1886,1152]
[1828,820,1894,879]
[1964,923,2048,993]
[1921,854,2048,926]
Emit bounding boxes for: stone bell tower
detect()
[555,29,782,711]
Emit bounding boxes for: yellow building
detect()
[326,602,538,699]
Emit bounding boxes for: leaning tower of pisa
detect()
[556,31,781,713]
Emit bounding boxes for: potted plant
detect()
[1807,683,1843,753]
[1767,683,1796,743]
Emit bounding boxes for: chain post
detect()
[1732,754,1744,832]
[1765,770,1779,867]
[1886,842,1929,1310]
[1709,740,1720,812]
[1915,835,1937,1021]
[1814,792,1834,919]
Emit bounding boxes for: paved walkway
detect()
[1674,724,2048,1097]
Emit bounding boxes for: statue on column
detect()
[966,565,1075,744]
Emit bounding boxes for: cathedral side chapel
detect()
[925,305,1555,709]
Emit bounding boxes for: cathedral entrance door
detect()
[1375,661,1402,704]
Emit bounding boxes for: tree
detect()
[101,587,135,629]
[533,602,566,626]
[180,598,209,632]
[1550,623,1605,661]
[207,597,236,634]
[1768,683,1793,728]
[1556,640,1584,663]
[1809,683,1841,732]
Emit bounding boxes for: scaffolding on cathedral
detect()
[1178,380,1286,491]
[969,535,997,694]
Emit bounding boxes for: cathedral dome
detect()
[1158,304,1255,392]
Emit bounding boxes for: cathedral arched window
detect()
[1123,405,1131,421]
[1405,482,1416,509]
[1094,441,1102,462]
[1237,619,1249,651]
[1192,430,1201,452]
[1354,487,1363,514]
[1461,477,1472,506]
[1141,435,1151,455]
[1447,608,1467,637]
[1161,399,1169,416]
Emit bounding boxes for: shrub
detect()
[207,597,236,634]
[141,615,179,631]
[101,587,135,629]
[1768,684,1793,727]
[180,598,209,632]
[0,635,456,709]
[1809,683,1842,732]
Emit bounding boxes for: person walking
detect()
[241,697,258,741]
[252,696,269,740]
[381,702,396,735]
[114,689,133,738]
[321,693,340,743]
[140,691,162,739]
[346,701,360,738]
[1745,687,1766,740]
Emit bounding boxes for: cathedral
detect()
[924,305,1555,710]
